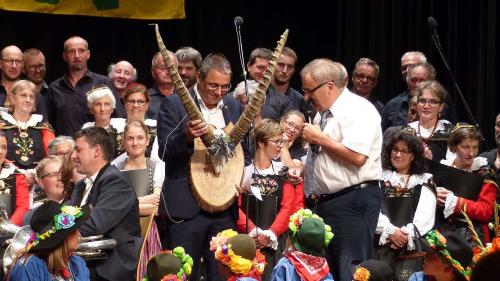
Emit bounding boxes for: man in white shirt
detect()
[300,58,383,281]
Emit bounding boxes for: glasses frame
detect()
[391,147,412,157]
[302,80,333,95]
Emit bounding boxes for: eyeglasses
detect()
[353,72,376,82]
[154,65,168,72]
[126,99,146,106]
[284,120,302,132]
[302,81,333,95]
[1,58,23,66]
[40,170,62,179]
[206,82,231,92]
[417,98,441,107]
[270,139,287,147]
[27,64,46,71]
[391,147,412,157]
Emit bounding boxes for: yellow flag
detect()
[0,0,185,20]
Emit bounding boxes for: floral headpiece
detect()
[210,229,265,277]
[425,230,470,278]
[288,209,334,247]
[142,247,193,281]
[451,122,476,134]
[353,266,371,281]
[26,205,84,252]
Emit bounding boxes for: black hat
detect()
[419,230,472,279]
[27,201,90,252]
[146,253,182,281]
[351,259,393,281]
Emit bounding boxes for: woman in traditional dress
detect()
[82,85,125,159]
[0,130,29,226]
[113,120,163,279]
[9,201,90,280]
[237,119,296,280]
[407,80,453,162]
[0,80,54,169]
[436,123,498,245]
[375,128,437,281]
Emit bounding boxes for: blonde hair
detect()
[253,119,284,146]
[6,80,36,111]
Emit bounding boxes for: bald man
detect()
[146,50,178,120]
[47,36,124,136]
[108,60,137,102]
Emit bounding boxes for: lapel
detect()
[83,162,111,206]
[190,87,232,125]
[73,181,86,206]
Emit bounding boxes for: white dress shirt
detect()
[309,88,383,195]
[80,172,99,207]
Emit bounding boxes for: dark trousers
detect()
[168,210,236,281]
[317,183,381,281]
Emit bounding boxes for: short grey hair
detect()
[406,62,437,84]
[107,61,138,81]
[47,136,75,156]
[86,85,116,109]
[175,47,202,68]
[152,51,177,68]
[301,58,345,87]
[248,48,272,66]
[401,51,427,64]
[354,57,380,76]
[198,53,232,79]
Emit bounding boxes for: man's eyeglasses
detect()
[270,139,287,147]
[206,82,231,92]
[27,64,46,71]
[127,99,147,106]
[391,147,412,157]
[353,72,376,82]
[302,81,333,95]
[40,170,62,179]
[1,58,23,66]
[284,120,302,132]
[154,65,168,72]
[417,98,441,107]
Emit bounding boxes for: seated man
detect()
[69,127,142,281]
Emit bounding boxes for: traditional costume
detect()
[142,247,193,281]
[0,161,29,226]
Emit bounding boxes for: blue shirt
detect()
[9,255,90,281]
[270,257,334,281]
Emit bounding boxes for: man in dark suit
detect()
[69,127,141,281]
[157,53,246,281]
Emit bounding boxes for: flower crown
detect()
[142,247,193,281]
[425,230,470,278]
[288,209,334,247]
[353,266,370,281]
[26,205,84,252]
[210,229,265,276]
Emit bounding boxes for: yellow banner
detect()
[0,0,185,20]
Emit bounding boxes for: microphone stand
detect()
[430,30,486,143]
[234,19,252,234]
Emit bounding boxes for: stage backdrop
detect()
[0,0,498,147]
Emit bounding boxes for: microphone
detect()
[234,16,244,26]
[427,16,486,146]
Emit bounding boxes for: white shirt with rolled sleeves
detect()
[311,87,383,195]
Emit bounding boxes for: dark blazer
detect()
[68,164,141,281]
[157,89,247,219]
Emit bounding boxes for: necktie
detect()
[80,177,93,207]
[304,110,331,196]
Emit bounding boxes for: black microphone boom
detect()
[427,16,485,143]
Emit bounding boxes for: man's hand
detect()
[436,186,451,206]
[186,119,209,142]
[302,123,323,144]
[287,167,303,185]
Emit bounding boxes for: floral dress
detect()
[0,113,54,169]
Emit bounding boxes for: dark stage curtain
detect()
[0,0,498,147]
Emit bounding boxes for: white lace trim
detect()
[379,223,398,245]
[408,119,451,138]
[144,119,157,127]
[443,192,458,218]
[382,170,432,189]
[0,163,16,178]
[1,112,43,128]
